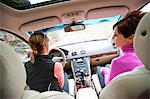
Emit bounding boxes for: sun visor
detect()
[86,6,129,19]
[20,17,61,33]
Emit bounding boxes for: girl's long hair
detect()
[28,32,49,63]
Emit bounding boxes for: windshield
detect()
[30,15,121,47]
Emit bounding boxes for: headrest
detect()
[0,41,26,99]
[134,12,150,70]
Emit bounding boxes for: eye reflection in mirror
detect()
[64,21,85,32]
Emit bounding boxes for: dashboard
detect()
[59,40,119,67]
[60,40,118,59]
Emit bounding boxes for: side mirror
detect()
[64,22,85,32]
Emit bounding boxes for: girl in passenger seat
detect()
[97,10,145,88]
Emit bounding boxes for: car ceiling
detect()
[0,0,149,40]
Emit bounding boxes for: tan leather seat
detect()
[99,12,150,99]
[0,41,74,99]
[0,41,27,99]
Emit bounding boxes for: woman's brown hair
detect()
[29,31,49,63]
[113,10,145,38]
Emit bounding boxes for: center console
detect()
[71,57,92,91]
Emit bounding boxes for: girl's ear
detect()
[128,34,134,43]
[45,42,49,50]
[43,42,49,55]
[44,42,48,47]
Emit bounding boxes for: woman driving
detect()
[25,32,64,92]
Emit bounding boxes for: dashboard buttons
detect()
[80,50,86,54]
[72,52,77,56]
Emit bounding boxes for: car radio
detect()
[71,57,92,90]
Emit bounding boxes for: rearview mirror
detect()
[64,22,85,32]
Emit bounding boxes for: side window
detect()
[0,30,31,63]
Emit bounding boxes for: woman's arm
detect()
[54,62,64,88]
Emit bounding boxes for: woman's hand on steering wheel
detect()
[50,48,67,67]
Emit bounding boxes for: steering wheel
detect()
[50,48,67,67]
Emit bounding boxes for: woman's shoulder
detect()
[54,62,63,69]
[111,54,128,65]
